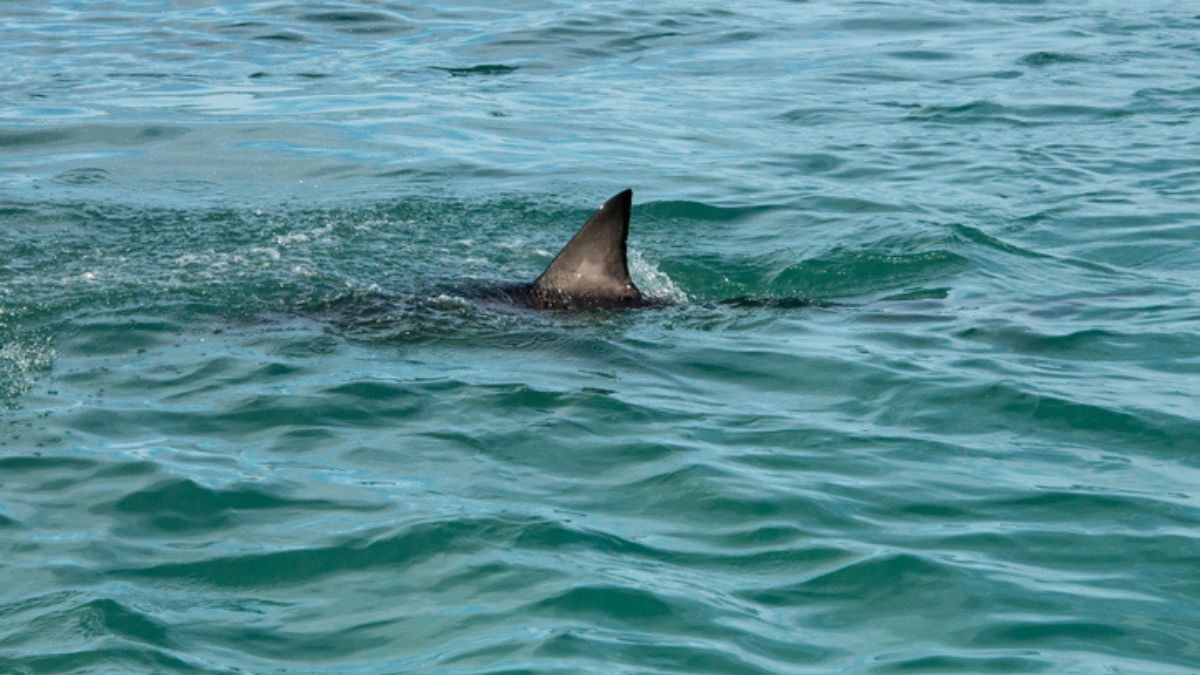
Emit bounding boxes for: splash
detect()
[0,336,55,407]
[629,249,688,305]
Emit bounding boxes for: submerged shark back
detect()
[524,189,645,310]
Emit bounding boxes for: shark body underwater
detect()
[320,187,821,328]
[507,188,649,311]
[309,188,650,331]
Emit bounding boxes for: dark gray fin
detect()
[527,189,643,309]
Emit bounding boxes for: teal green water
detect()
[3,2,1199,672]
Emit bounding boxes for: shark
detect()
[307,188,652,334]
[316,187,821,335]
[280,187,830,346]
[511,188,652,310]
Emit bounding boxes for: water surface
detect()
[2,1,1199,672]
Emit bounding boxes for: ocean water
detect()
[2,1,1199,672]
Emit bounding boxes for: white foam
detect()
[629,249,688,304]
[0,337,56,403]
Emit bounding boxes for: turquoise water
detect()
[3,1,1199,672]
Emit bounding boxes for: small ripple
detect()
[0,455,97,474]
[0,128,73,148]
[97,478,356,533]
[775,106,846,125]
[955,325,1171,361]
[297,10,412,35]
[1018,50,1089,67]
[255,31,307,43]
[970,489,1196,525]
[768,152,846,175]
[870,653,1049,673]
[0,594,200,673]
[835,16,962,32]
[640,200,781,223]
[523,632,779,673]
[65,316,183,356]
[772,248,970,299]
[973,618,1128,646]
[0,647,197,674]
[530,584,674,625]
[111,516,521,587]
[887,49,956,62]
[54,167,110,186]
[907,100,1132,127]
[739,552,964,606]
[949,223,1048,260]
[902,380,1191,453]
[433,64,520,78]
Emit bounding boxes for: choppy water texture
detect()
[2,1,1199,672]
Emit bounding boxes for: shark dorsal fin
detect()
[528,189,642,309]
